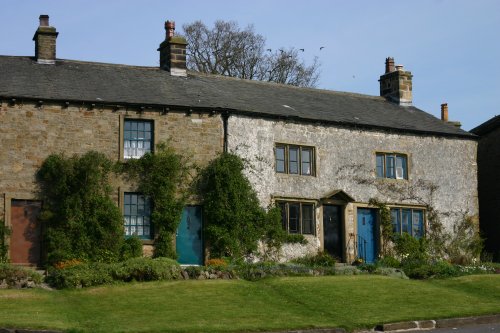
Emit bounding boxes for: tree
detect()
[182,20,320,87]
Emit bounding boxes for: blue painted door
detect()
[176,206,203,265]
[357,208,377,263]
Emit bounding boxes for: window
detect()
[124,193,152,239]
[275,144,315,176]
[278,201,315,235]
[376,153,408,179]
[391,208,424,238]
[124,119,153,159]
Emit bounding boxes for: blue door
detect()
[176,206,203,265]
[357,208,377,263]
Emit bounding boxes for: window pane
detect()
[391,209,400,234]
[396,155,407,179]
[301,204,314,234]
[124,193,152,239]
[301,148,311,175]
[386,155,395,178]
[376,154,384,178]
[412,210,423,238]
[289,147,299,174]
[275,146,285,173]
[278,202,287,230]
[124,120,153,159]
[402,209,411,234]
[288,203,300,233]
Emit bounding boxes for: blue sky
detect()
[2,0,499,130]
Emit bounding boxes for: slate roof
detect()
[0,55,474,138]
[470,115,500,136]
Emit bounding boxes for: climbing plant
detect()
[0,221,11,263]
[37,151,125,265]
[368,198,393,257]
[198,152,285,259]
[123,143,194,259]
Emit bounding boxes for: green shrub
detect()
[37,152,124,265]
[198,153,284,259]
[234,262,314,281]
[377,256,401,268]
[121,236,143,260]
[293,251,336,267]
[0,221,11,263]
[393,233,429,263]
[47,262,114,289]
[113,257,181,282]
[0,264,43,286]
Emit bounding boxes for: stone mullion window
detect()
[376,152,408,179]
[275,144,315,176]
[278,201,315,235]
[390,207,424,238]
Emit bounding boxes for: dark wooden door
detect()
[323,205,343,261]
[10,200,42,266]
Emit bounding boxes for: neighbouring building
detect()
[0,16,478,267]
[471,116,500,261]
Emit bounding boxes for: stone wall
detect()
[228,114,478,261]
[0,100,224,221]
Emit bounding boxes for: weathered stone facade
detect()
[0,100,224,239]
[228,114,478,262]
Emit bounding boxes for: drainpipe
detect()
[222,111,229,153]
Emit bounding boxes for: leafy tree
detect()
[124,143,194,259]
[183,20,320,87]
[37,152,124,265]
[198,153,284,259]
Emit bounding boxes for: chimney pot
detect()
[441,103,449,122]
[165,20,175,39]
[385,57,395,73]
[396,65,404,71]
[39,15,49,27]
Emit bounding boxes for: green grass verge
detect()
[0,275,499,332]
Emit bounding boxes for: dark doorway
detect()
[10,200,42,267]
[323,205,343,261]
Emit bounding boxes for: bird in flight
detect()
[266,48,272,52]
[299,48,304,52]
[320,46,325,50]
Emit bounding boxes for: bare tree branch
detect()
[182,20,321,88]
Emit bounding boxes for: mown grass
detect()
[0,275,498,332]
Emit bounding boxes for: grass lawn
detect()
[0,274,499,332]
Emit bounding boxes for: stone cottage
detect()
[0,16,478,266]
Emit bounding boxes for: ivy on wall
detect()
[0,221,11,263]
[197,153,286,260]
[37,152,125,265]
[123,143,194,259]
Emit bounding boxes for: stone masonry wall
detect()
[228,115,478,261]
[0,100,224,220]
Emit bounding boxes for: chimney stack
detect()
[379,57,413,106]
[33,15,58,64]
[441,103,449,122]
[440,103,462,128]
[158,19,187,77]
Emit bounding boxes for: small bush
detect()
[0,264,43,287]
[285,234,307,245]
[377,256,401,268]
[293,251,336,267]
[121,236,143,260]
[234,262,314,281]
[47,262,114,288]
[113,257,181,282]
[402,260,460,279]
